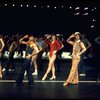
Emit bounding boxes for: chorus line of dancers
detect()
[0,32,92,87]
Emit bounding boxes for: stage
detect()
[0,58,100,99]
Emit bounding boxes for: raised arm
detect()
[19,35,29,45]
[67,34,75,46]
[0,38,5,52]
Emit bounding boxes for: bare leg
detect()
[31,55,38,75]
[0,65,2,79]
[50,63,56,80]
[42,54,56,80]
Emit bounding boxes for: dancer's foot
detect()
[24,71,27,76]
[42,75,47,81]
[50,76,56,80]
[2,68,6,72]
[63,82,69,86]
[32,72,38,75]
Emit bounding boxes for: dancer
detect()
[94,36,100,82]
[42,34,61,80]
[63,32,86,86]
[5,36,18,71]
[0,34,5,79]
[14,35,39,86]
[78,34,92,76]
[32,37,45,75]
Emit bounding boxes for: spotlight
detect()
[12,4,15,6]
[61,5,64,8]
[84,7,88,10]
[26,5,29,7]
[69,6,72,9]
[83,13,88,15]
[54,6,57,9]
[5,4,7,6]
[94,7,97,9]
[91,9,95,11]
[75,7,80,10]
[93,19,96,22]
[20,4,23,7]
[34,5,36,7]
[47,5,49,8]
[74,12,80,15]
[91,25,94,28]
[41,6,43,8]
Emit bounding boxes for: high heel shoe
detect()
[63,82,69,86]
[42,75,47,81]
[50,76,56,80]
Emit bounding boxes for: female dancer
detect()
[63,32,86,86]
[15,35,39,86]
[42,34,61,80]
[0,34,5,79]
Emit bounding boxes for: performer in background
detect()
[4,35,18,71]
[56,35,64,72]
[14,35,39,87]
[32,36,45,75]
[0,34,5,79]
[94,36,100,83]
[78,33,92,76]
[63,32,86,86]
[42,34,61,81]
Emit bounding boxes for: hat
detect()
[75,32,80,35]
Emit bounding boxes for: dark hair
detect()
[76,34,82,40]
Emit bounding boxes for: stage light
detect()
[91,9,95,11]
[69,6,72,9]
[75,7,80,10]
[94,7,97,9]
[12,4,15,6]
[5,4,7,6]
[84,7,88,10]
[74,12,80,15]
[26,5,29,7]
[91,25,94,28]
[83,13,88,15]
[47,5,49,8]
[61,5,64,8]
[93,19,96,22]
[20,4,23,7]
[54,6,57,9]
[34,5,36,7]
[41,6,43,8]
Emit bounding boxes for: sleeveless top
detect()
[72,40,82,59]
[26,46,33,56]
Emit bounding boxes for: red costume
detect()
[45,39,61,57]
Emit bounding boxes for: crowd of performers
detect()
[0,32,99,87]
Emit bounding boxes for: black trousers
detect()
[16,58,34,85]
[5,51,15,70]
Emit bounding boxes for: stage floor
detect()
[0,58,100,99]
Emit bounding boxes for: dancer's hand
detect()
[24,35,29,38]
[77,53,81,56]
[53,50,57,54]
[26,54,31,59]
